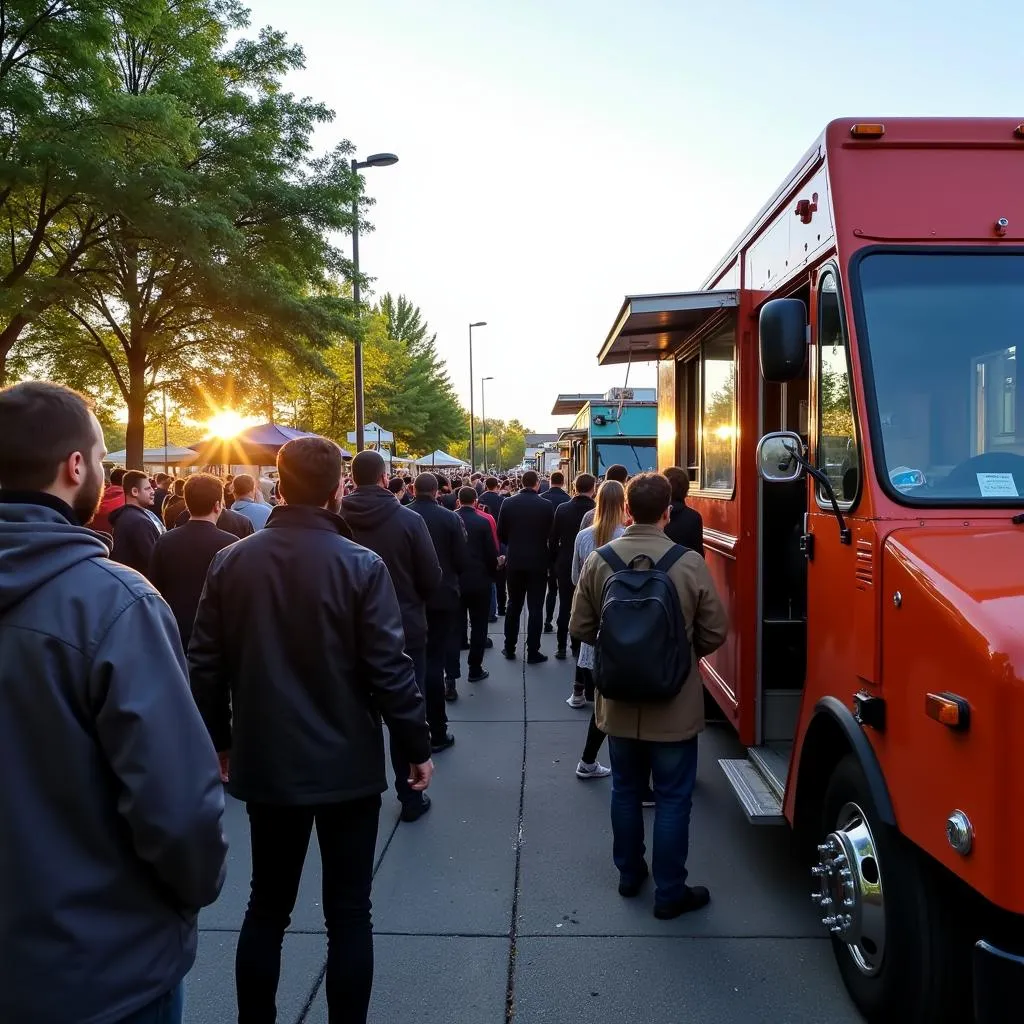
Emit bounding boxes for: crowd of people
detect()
[0,380,728,1024]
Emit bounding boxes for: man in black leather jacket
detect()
[189,436,432,1024]
[408,472,468,736]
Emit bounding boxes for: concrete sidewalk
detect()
[186,622,864,1023]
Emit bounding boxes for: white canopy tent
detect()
[105,445,200,467]
[413,450,470,469]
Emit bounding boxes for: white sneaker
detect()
[565,693,587,708]
[576,760,612,779]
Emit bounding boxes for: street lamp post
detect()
[162,387,169,476]
[481,376,494,472]
[351,152,399,453]
[468,321,487,469]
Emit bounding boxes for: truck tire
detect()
[815,755,968,1022]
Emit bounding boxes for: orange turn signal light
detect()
[925,692,970,730]
[850,123,885,139]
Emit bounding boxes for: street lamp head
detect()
[470,321,487,328]
[482,376,494,381]
[363,152,399,167]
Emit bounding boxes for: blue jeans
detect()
[608,735,699,905]
[116,983,183,1024]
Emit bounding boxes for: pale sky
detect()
[243,0,1023,433]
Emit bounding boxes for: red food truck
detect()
[596,118,1024,1023]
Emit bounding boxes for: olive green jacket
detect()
[569,524,729,742]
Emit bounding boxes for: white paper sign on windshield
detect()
[976,472,1019,498]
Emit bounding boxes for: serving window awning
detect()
[597,290,739,366]
[557,427,588,442]
[551,393,603,416]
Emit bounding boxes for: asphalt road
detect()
[185,621,866,1024]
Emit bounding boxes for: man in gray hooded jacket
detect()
[0,381,228,1024]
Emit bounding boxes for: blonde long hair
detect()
[593,480,626,547]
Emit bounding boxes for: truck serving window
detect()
[594,440,657,477]
[858,252,1023,503]
[700,328,737,492]
[818,272,860,505]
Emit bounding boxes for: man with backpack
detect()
[569,472,728,920]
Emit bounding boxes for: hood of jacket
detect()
[0,502,111,615]
[341,485,403,530]
[98,484,124,508]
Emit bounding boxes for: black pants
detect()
[462,588,491,673]
[545,569,558,625]
[555,571,579,654]
[494,564,507,614]
[425,611,453,737]
[236,797,381,1024]
[505,568,548,654]
[390,647,428,805]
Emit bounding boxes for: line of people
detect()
[0,379,729,1024]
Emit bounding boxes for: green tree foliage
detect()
[449,417,528,470]
[9,0,360,466]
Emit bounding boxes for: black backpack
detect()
[592,543,691,703]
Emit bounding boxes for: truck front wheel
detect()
[814,755,967,1022]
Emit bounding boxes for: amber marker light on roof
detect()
[850,123,885,138]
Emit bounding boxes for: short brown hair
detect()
[605,464,629,483]
[625,472,672,525]
[522,470,539,488]
[415,472,439,496]
[172,477,186,496]
[184,473,225,517]
[122,470,149,499]
[351,449,385,486]
[458,486,477,505]
[278,436,343,507]
[664,466,690,503]
[485,476,499,490]
[110,467,126,486]
[155,473,172,486]
[232,473,255,497]
[550,471,564,487]
[0,381,96,490]
[574,473,595,495]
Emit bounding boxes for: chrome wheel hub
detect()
[811,801,886,976]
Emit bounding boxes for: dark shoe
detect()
[444,680,458,702]
[400,795,432,823]
[555,647,567,660]
[485,637,494,649]
[544,622,554,633]
[461,640,470,650]
[618,862,649,898]
[641,788,655,808]
[468,669,490,682]
[488,615,499,623]
[526,651,548,665]
[502,647,517,660]
[654,885,711,919]
[497,607,507,616]
[431,732,456,753]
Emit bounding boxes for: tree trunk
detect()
[0,312,31,385]
[125,355,148,469]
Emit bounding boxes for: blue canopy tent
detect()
[191,423,351,466]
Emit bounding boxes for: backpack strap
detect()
[654,544,688,574]
[596,543,629,573]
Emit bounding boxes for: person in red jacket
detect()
[90,466,125,535]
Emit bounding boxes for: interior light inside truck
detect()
[850,123,885,138]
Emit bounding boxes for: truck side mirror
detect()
[759,298,807,382]
[757,431,805,483]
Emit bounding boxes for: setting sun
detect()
[205,410,248,440]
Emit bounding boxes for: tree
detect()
[16,0,360,466]
[0,0,194,380]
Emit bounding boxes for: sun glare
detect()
[206,410,247,440]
